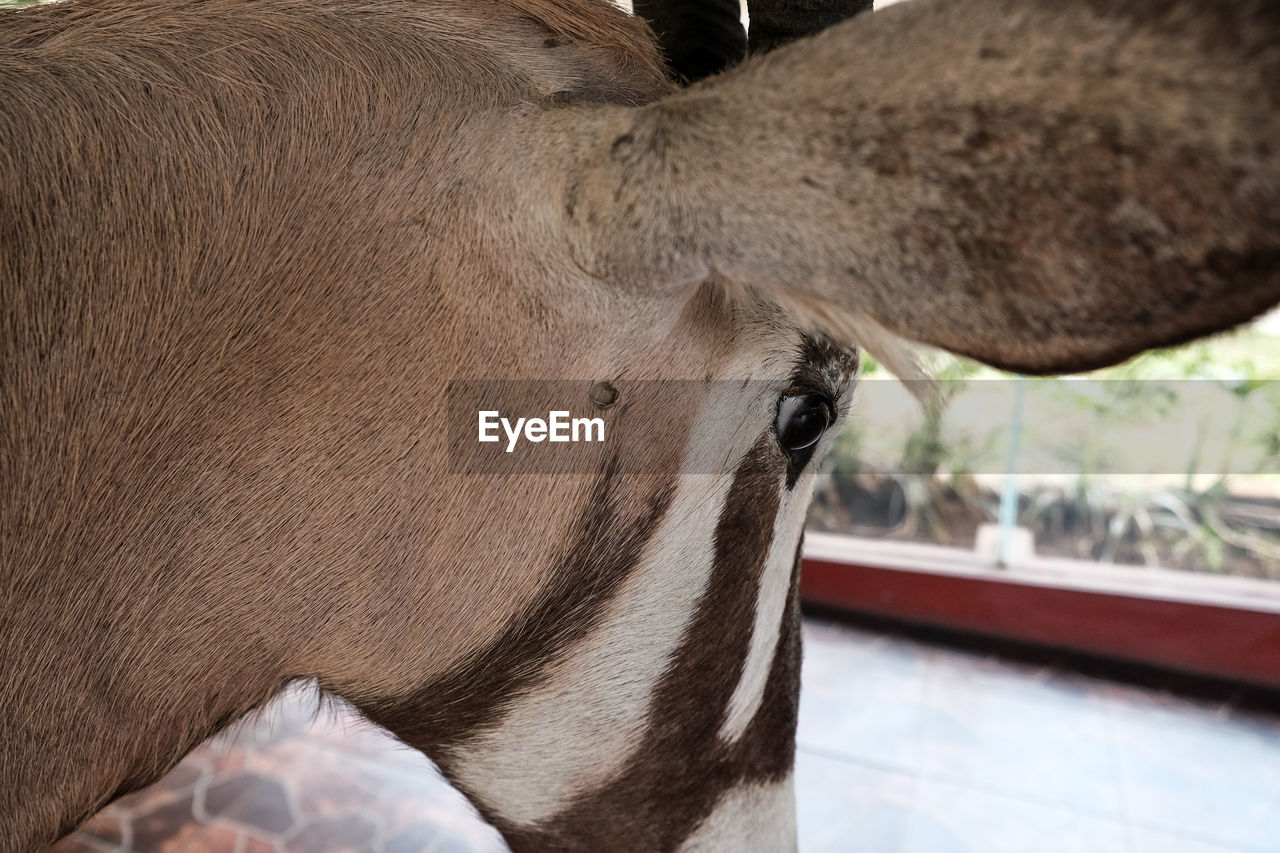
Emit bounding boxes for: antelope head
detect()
[1,0,1277,850]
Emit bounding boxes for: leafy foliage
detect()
[815,318,1280,578]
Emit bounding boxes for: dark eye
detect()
[775,394,833,452]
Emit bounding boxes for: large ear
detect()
[560,0,1280,374]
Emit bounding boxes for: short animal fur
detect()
[2,0,1278,849]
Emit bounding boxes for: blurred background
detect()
[809,310,1280,582]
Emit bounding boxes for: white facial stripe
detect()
[447,475,730,825]
[448,384,775,828]
[716,467,810,744]
[679,773,798,853]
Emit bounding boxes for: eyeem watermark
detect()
[450,378,1280,476]
[478,410,605,452]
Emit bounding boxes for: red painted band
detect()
[800,556,1280,689]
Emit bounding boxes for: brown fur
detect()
[2,0,1278,849]
[358,457,676,757]
[504,437,789,850]
[0,2,674,846]
[562,0,1280,372]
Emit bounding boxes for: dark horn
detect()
[747,0,873,53]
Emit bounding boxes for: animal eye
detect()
[775,394,833,452]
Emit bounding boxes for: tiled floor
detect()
[52,618,1280,852]
[795,620,1280,853]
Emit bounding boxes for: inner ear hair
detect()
[771,290,930,388]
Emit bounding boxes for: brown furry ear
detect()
[562,0,1280,374]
